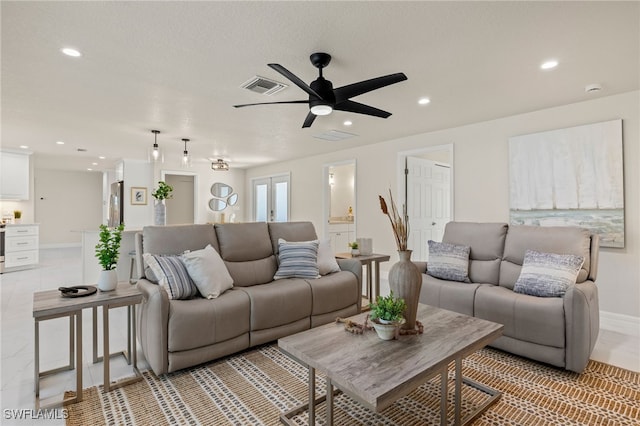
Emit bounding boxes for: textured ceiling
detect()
[2,1,638,171]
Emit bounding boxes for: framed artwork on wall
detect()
[131,187,147,205]
[509,119,624,248]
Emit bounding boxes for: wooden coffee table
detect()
[278,304,503,425]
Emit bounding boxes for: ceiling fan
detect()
[233,52,408,128]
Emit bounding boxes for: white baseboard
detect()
[600,310,640,338]
[39,243,82,249]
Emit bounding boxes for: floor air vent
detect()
[240,76,288,96]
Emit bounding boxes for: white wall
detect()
[245,90,640,318]
[34,169,103,245]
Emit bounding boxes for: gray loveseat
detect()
[416,222,599,373]
[134,221,362,375]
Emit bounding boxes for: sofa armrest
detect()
[563,280,599,373]
[337,258,363,312]
[413,261,427,274]
[136,279,170,375]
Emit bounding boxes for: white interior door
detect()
[405,156,451,260]
[252,174,289,222]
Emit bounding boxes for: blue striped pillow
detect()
[274,239,320,280]
[143,253,198,300]
[427,240,471,282]
[514,250,585,297]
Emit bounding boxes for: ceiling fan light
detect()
[310,105,333,116]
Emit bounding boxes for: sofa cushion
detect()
[475,286,565,348]
[274,239,319,280]
[427,240,470,282]
[500,225,591,289]
[237,279,312,331]
[143,224,219,255]
[144,254,198,300]
[181,245,234,299]
[167,289,250,352]
[418,274,481,317]
[306,271,359,315]
[442,222,508,285]
[268,221,318,255]
[215,222,277,286]
[513,250,585,297]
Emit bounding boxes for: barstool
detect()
[128,250,137,284]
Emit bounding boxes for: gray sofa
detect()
[416,222,599,373]
[134,221,362,375]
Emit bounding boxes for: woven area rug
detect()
[66,344,639,425]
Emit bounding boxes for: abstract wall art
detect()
[509,119,624,248]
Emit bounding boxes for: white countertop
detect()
[3,223,39,227]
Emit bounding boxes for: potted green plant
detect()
[152,181,173,225]
[348,241,360,256]
[369,291,407,340]
[13,210,22,223]
[95,223,125,291]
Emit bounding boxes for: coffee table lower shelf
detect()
[279,362,501,426]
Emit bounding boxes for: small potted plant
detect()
[151,181,173,225]
[95,223,125,291]
[13,210,22,224]
[369,292,407,340]
[348,241,360,256]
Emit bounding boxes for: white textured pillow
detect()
[317,239,341,275]
[181,245,233,299]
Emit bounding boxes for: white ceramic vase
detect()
[371,318,404,340]
[98,269,118,292]
[154,200,166,225]
[388,250,422,330]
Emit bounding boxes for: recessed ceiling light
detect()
[418,97,431,105]
[343,120,353,126]
[98,156,105,159]
[92,162,98,166]
[61,47,81,57]
[87,168,93,171]
[19,145,29,149]
[540,60,558,70]
[56,141,65,145]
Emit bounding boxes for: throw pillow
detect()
[274,238,320,280]
[317,238,341,275]
[426,240,471,283]
[143,253,199,300]
[514,250,585,298]
[181,245,234,299]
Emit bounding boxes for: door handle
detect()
[432,222,436,226]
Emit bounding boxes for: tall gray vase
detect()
[154,200,166,225]
[388,250,422,330]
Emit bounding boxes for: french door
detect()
[252,174,290,222]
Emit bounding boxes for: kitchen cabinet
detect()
[3,224,39,272]
[0,151,30,200]
[328,222,355,253]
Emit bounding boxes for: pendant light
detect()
[181,138,192,168]
[148,130,163,163]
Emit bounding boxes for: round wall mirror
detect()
[227,193,238,206]
[209,198,227,211]
[211,183,232,198]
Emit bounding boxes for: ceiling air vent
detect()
[313,130,358,142]
[240,75,288,96]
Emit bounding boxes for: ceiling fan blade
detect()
[302,112,317,128]
[334,100,392,118]
[233,100,308,108]
[334,73,407,102]
[268,64,322,99]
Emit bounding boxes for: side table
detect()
[335,253,390,305]
[33,282,143,408]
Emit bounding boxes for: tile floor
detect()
[1,247,638,425]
